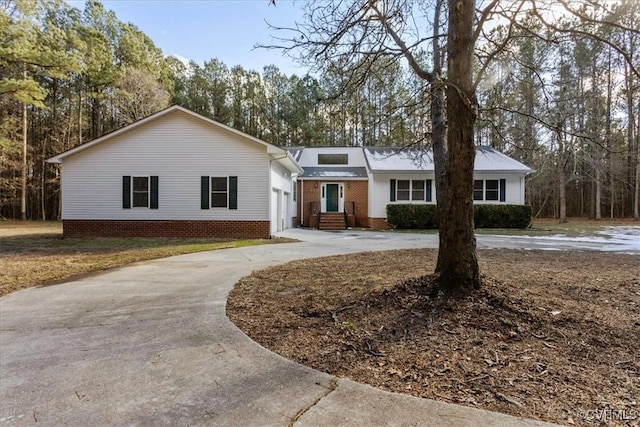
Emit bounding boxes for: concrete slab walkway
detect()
[0,229,582,426]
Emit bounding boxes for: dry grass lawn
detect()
[0,220,290,296]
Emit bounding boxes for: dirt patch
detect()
[227,249,640,426]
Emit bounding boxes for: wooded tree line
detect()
[1,0,638,221]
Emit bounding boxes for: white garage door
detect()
[271,189,279,234]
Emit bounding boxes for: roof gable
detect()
[47,105,302,173]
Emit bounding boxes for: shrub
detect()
[474,204,532,228]
[386,204,439,229]
[386,204,531,229]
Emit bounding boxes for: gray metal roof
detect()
[363,146,534,173]
[363,147,434,171]
[474,146,534,172]
[299,166,368,179]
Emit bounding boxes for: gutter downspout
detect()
[301,179,304,226]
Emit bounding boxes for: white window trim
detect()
[474,179,501,202]
[396,179,428,202]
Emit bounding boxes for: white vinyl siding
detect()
[61,111,270,220]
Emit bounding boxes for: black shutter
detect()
[201,176,209,209]
[426,180,432,202]
[390,179,396,202]
[229,176,238,210]
[123,176,131,209]
[499,179,506,202]
[150,176,159,209]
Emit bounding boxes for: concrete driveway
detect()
[4,227,629,426]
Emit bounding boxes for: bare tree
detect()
[112,67,170,125]
[262,0,640,294]
[262,0,503,293]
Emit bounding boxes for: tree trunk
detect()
[625,61,636,218]
[78,90,83,144]
[41,156,46,221]
[91,94,103,140]
[595,167,601,219]
[559,157,567,223]
[635,112,640,220]
[633,156,640,221]
[605,52,614,220]
[610,178,615,219]
[432,0,447,209]
[21,73,28,221]
[435,0,480,295]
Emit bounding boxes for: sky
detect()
[68,0,307,76]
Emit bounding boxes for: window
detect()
[485,180,499,201]
[474,179,505,201]
[201,176,238,210]
[122,176,158,209]
[397,180,410,200]
[211,177,228,208]
[132,177,149,207]
[473,180,484,201]
[390,179,432,202]
[411,180,425,201]
[318,153,348,165]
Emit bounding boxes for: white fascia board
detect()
[271,151,304,174]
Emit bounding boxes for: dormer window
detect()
[318,153,348,165]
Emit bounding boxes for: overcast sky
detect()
[69,0,307,76]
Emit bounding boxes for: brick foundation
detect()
[63,220,271,239]
[368,217,392,230]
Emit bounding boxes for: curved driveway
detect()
[4,228,633,426]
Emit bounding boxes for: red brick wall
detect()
[297,181,321,227]
[345,181,368,227]
[296,180,369,228]
[368,217,392,230]
[63,220,271,239]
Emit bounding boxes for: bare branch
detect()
[368,0,434,82]
[530,1,640,78]
[472,0,500,43]
[555,0,640,37]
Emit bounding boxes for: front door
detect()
[321,183,344,213]
[326,184,339,212]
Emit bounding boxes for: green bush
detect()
[386,204,439,229]
[386,204,531,229]
[474,204,532,228]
